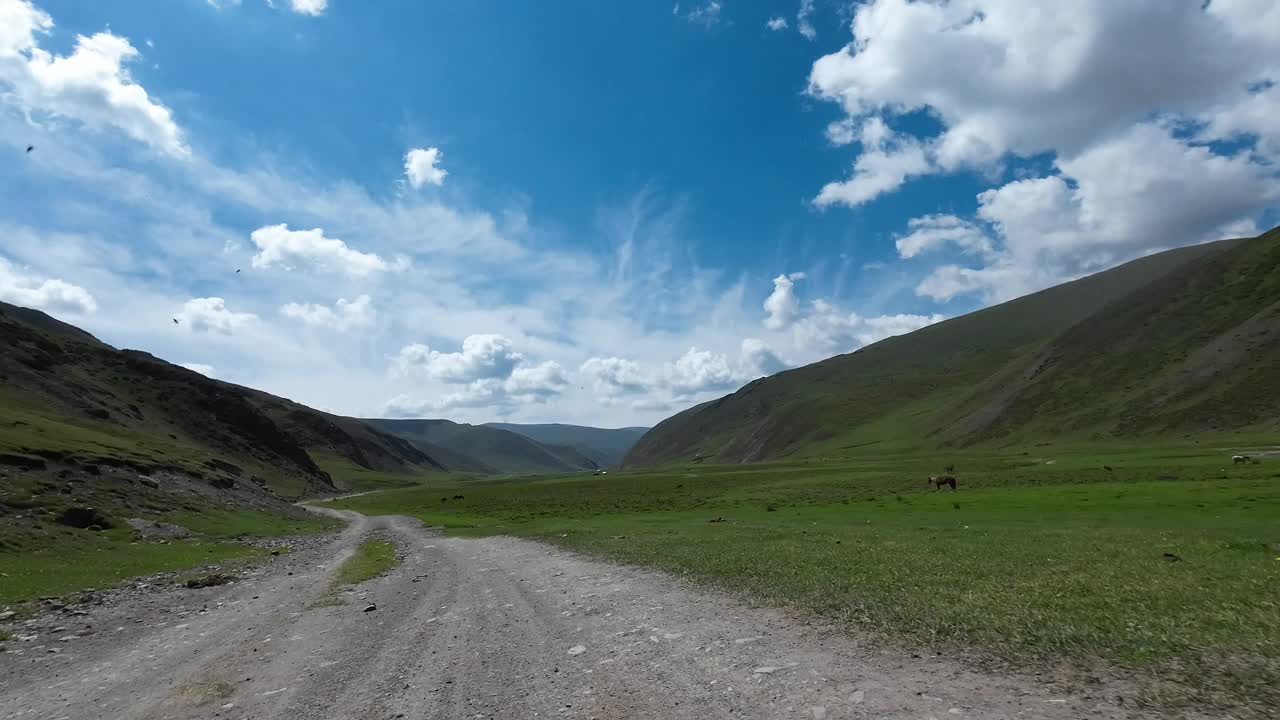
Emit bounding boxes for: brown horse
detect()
[928,475,957,491]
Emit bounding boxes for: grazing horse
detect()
[928,475,957,491]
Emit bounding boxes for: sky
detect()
[1,0,1277,428]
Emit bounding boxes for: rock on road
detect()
[2,510,1138,719]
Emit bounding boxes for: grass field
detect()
[0,467,340,604]
[311,452,446,493]
[327,444,1280,708]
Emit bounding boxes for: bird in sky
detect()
[26,145,34,153]
[173,318,180,325]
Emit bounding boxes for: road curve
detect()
[2,510,1140,719]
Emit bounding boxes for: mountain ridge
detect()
[624,229,1279,467]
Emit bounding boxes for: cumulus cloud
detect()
[383,336,567,415]
[664,347,737,396]
[0,0,187,157]
[176,297,256,334]
[796,0,816,39]
[391,334,524,383]
[250,224,401,276]
[0,256,97,314]
[762,272,805,330]
[404,147,447,189]
[280,294,373,331]
[582,338,792,407]
[914,123,1279,302]
[766,16,788,31]
[809,1,1270,174]
[178,362,216,377]
[580,356,649,397]
[807,1,1280,303]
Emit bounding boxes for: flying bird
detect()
[26,145,34,153]
[173,318,180,325]
[235,269,241,273]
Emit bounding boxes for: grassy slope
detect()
[963,228,1280,443]
[0,472,338,604]
[0,301,449,499]
[486,423,649,467]
[365,419,596,474]
[624,236,1257,466]
[328,444,1280,711]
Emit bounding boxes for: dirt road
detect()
[2,511,1141,719]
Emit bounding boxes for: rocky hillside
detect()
[625,228,1280,466]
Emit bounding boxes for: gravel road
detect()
[2,510,1146,719]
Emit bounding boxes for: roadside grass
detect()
[334,539,398,585]
[0,471,339,604]
[0,533,259,604]
[166,508,341,538]
[328,447,1280,707]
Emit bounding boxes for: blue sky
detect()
[1,0,1277,427]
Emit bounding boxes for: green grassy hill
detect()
[365,419,601,474]
[625,229,1279,467]
[0,301,446,499]
[485,422,649,467]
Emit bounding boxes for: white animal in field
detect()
[1231,455,1249,464]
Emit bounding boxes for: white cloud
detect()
[0,256,97,314]
[894,214,993,259]
[806,0,1279,305]
[740,337,787,376]
[178,362,216,377]
[824,117,858,146]
[288,0,327,15]
[384,337,567,415]
[249,224,400,275]
[814,117,933,207]
[176,297,256,334]
[766,16,788,31]
[404,147,447,189]
[681,1,723,27]
[0,1,187,157]
[280,294,373,331]
[809,1,1270,173]
[580,356,649,397]
[792,298,944,355]
[1201,82,1280,159]
[913,123,1279,302]
[505,360,569,399]
[391,334,523,383]
[762,271,805,330]
[796,0,815,39]
[664,347,737,396]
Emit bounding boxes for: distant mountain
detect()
[625,228,1280,467]
[485,423,649,468]
[365,419,602,474]
[0,301,447,499]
